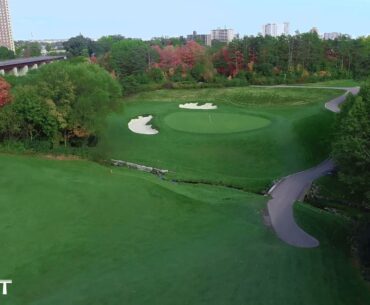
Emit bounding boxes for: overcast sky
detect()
[9,0,370,40]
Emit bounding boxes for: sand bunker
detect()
[179,103,218,110]
[128,115,159,135]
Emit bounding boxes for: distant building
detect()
[0,0,15,52]
[310,27,319,34]
[187,31,212,46]
[262,22,290,37]
[211,28,235,43]
[31,39,67,44]
[41,46,48,56]
[283,22,290,36]
[324,32,341,40]
[263,23,273,36]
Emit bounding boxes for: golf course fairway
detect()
[0,154,369,305]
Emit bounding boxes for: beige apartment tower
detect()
[0,0,14,52]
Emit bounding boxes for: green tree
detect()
[63,35,98,57]
[332,89,370,207]
[0,62,122,147]
[148,67,165,83]
[35,62,121,145]
[15,42,42,58]
[31,66,76,145]
[96,35,125,55]
[0,47,15,60]
[66,63,122,136]
[0,103,21,140]
[10,86,59,142]
[110,39,152,77]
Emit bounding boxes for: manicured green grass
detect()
[2,86,366,305]
[164,112,271,134]
[302,79,360,87]
[96,87,343,192]
[0,154,369,305]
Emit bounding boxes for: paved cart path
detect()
[266,86,360,248]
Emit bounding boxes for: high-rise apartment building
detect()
[187,31,212,47]
[262,22,290,37]
[0,0,15,52]
[211,28,235,43]
[323,32,341,40]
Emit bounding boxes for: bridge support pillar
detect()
[31,64,38,70]
[18,65,29,76]
[0,70,4,76]
[11,67,18,77]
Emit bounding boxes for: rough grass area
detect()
[125,86,343,106]
[0,154,369,305]
[96,87,343,192]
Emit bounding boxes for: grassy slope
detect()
[0,154,369,305]
[97,87,342,192]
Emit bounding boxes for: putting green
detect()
[164,112,271,134]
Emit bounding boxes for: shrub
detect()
[0,61,122,148]
[148,68,165,83]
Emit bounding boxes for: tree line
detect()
[333,84,370,208]
[331,82,370,279]
[60,33,370,94]
[3,32,370,94]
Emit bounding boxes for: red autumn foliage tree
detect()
[152,41,206,75]
[213,47,244,77]
[0,77,11,107]
[213,48,230,76]
[152,45,182,71]
[178,40,205,68]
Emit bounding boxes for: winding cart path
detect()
[266,86,360,248]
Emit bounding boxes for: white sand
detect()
[179,103,218,110]
[128,115,159,135]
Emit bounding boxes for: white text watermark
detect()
[0,280,12,295]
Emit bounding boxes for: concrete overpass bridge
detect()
[0,56,66,76]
